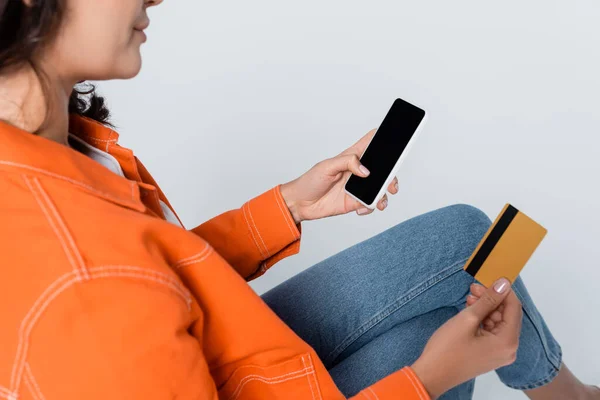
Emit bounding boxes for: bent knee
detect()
[412,203,492,261]
[443,203,491,226]
[435,203,491,253]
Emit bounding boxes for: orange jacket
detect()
[0,115,431,400]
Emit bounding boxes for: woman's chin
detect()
[84,55,142,81]
[115,54,143,79]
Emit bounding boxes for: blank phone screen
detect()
[345,98,426,205]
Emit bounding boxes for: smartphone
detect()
[344,98,427,209]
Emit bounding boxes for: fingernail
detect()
[394,181,399,191]
[382,199,388,208]
[357,207,370,215]
[493,278,510,294]
[359,165,370,176]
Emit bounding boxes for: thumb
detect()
[468,278,511,322]
[323,154,370,178]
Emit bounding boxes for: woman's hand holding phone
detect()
[280,97,427,222]
[279,128,398,224]
[411,278,523,399]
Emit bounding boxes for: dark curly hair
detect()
[0,0,112,126]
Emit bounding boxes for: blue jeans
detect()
[262,204,562,399]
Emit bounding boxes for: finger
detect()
[377,194,388,211]
[387,177,399,195]
[490,326,503,335]
[489,310,503,323]
[470,283,486,298]
[323,154,369,178]
[466,295,478,307]
[356,206,374,216]
[483,318,495,330]
[468,278,512,322]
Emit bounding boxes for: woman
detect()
[0,0,597,399]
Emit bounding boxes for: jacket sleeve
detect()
[190,184,302,280]
[349,367,431,400]
[24,276,219,400]
[133,157,300,280]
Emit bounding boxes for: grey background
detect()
[99,1,599,398]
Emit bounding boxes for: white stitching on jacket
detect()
[30,177,90,280]
[361,388,373,400]
[229,367,314,400]
[222,357,301,378]
[367,387,380,400]
[172,243,210,264]
[301,356,316,400]
[402,369,425,400]
[81,137,117,144]
[1,161,138,204]
[307,354,323,400]
[105,131,114,152]
[172,244,213,270]
[173,248,214,269]
[273,188,299,240]
[245,200,270,258]
[23,363,45,400]
[9,266,192,395]
[242,202,265,259]
[23,176,83,280]
[0,386,17,399]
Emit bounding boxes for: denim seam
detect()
[325,257,470,365]
[503,347,563,390]
[512,285,562,371]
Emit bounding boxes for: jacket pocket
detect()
[217,352,321,400]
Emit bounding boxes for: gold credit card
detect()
[464,203,547,288]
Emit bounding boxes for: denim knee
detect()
[441,203,492,228]
[372,204,493,304]
[409,203,492,265]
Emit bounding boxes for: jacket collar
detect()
[0,115,145,212]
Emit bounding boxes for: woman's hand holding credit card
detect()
[411,278,523,399]
[411,205,546,397]
[462,203,547,343]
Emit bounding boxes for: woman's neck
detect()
[0,64,73,146]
